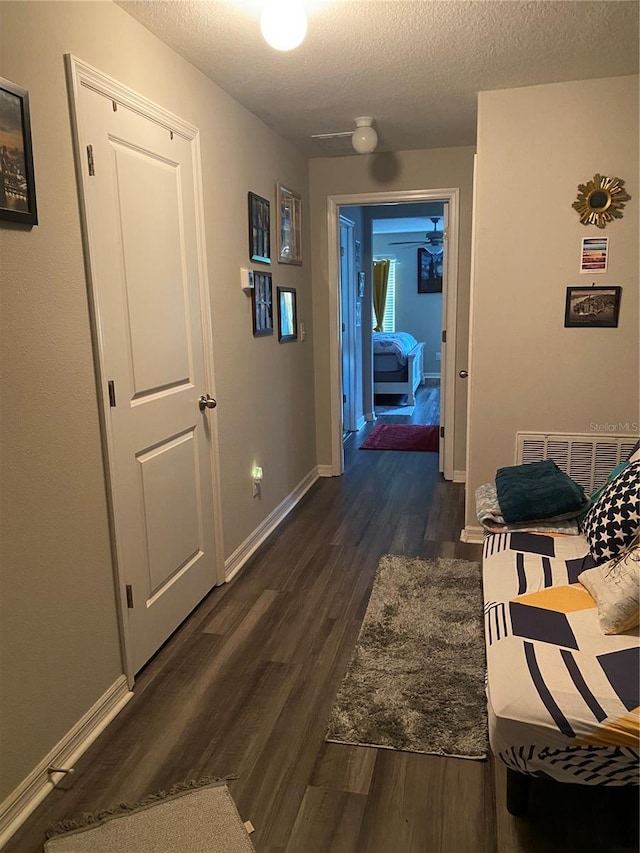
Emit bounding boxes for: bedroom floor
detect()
[6,438,637,853]
[373,378,440,424]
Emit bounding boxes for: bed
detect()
[482,531,639,813]
[373,332,425,405]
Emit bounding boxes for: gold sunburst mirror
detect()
[572,174,631,228]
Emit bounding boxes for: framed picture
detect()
[358,271,365,298]
[580,236,609,273]
[251,271,273,336]
[355,240,361,268]
[248,192,270,264]
[276,184,302,265]
[417,247,442,293]
[277,287,297,342]
[0,77,38,225]
[564,286,621,328]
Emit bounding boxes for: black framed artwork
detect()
[277,287,298,342]
[251,271,273,337]
[564,286,621,328]
[0,77,38,225]
[417,247,442,293]
[248,191,270,264]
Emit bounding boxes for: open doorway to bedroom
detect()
[335,195,455,475]
[370,204,444,425]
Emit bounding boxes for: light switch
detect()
[240,268,254,293]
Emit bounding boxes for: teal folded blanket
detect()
[496,459,587,524]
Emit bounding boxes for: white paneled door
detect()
[69,59,223,675]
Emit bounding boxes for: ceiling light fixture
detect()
[351,116,378,154]
[311,117,380,155]
[260,0,308,51]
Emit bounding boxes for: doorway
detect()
[328,189,460,480]
[340,215,358,435]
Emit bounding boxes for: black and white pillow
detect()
[583,462,639,564]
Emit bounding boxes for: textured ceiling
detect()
[118,0,639,156]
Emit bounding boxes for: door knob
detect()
[459,370,468,379]
[198,394,217,411]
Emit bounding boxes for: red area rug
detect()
[360,424,440,452]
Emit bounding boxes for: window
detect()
[373,256,396,332]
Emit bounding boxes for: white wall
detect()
[0,0,316,805]
[465,75,639,530]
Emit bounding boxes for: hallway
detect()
[6,443,635,852]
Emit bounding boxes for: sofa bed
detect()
[373,331,425,405]
[480,449,639,816]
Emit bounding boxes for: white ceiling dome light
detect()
[260,0,308,51]
[351,116,378,154]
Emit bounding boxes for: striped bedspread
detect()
[483,532,639,785]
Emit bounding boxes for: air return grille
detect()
[516,433,637,493]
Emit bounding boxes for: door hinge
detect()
[108,380,116,407]
[126,585,134,608]
[340,246,345,257]
[86,144,95,176]
[343,394,347,403]
[440,426,445,439]
[442,330,447,344]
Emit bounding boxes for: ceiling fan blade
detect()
[389,240,427,246]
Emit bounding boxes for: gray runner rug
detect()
[326,554,488,758]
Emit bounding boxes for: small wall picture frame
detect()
[277,184,302,265]
[251,271,273,336]
[277,287,298,342]
[0,77,38,226]
[418,247,442,293]
[355,240,361,268]
[358,271,365,298]
[248,192,270,264]
[580,237,609,273]
[564,285,621,328]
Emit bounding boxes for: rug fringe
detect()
[45,775,239,839]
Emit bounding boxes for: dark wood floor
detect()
[6,408,638,852]
[373,379,440,427]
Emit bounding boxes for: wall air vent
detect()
[516,432,637,494]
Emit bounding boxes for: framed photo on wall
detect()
[417,247,442,293]
[277,287,298,342]
[276,183,302,265]
[248,192,270,263]
[0,77,38,225]
[564,285,621,328]
[251,271,273,336]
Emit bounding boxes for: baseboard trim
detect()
[356,416,366,431]
[0,675,133,848]
[423,372,440,380]
[453,470,466,483]
[317,464,334,477]
[224,466,320,582]
[364,411,375,422]
[461,525,484,544]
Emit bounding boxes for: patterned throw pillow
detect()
[582,462,639,564]
[579,546,640,635]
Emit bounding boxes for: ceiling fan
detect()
[389,216,443,247]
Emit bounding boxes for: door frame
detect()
[65,55,225,683]
[339,215,358,433]
[327,188,460,478]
